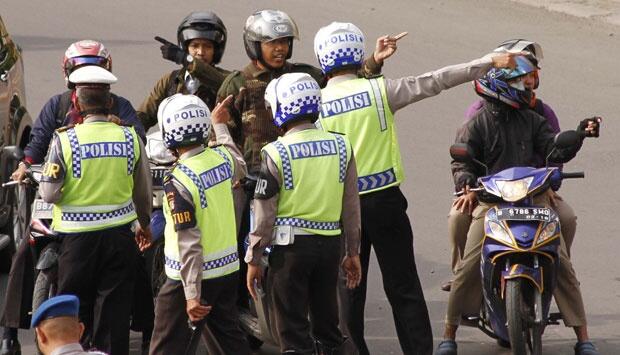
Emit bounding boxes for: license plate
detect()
[151,167,169,188]
[496,207,551,222]
[32,199,54,220]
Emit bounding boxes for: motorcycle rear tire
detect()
[506,279,528,355]
[33,269,56,313]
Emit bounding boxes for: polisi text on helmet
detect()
[318,33,363,50]
[284,80,321,98]
[166,108,209,124]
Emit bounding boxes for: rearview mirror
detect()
[2,146,24,161]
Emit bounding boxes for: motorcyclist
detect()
[435,55,601,355]
[444,39,578,292]
[314,21,520,355]
[137,11,231,130]
[0,40,146,355]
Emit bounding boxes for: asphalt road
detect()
[1,0,619,354]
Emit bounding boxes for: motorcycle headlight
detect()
[488,221,515,246]
[536,221,558,245]
[495,176,533,202]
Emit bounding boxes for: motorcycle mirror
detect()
[554,130,580,149]
[2,146,25,161]
[449,143,474,162]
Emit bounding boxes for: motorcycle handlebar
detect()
[561,172,585,179]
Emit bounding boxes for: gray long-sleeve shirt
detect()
[245,123,362,266]
[322,56,495,114]
[165,124,247,301]
[39,115,152,229]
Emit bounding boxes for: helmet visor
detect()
[503,56,536,81]
[65,56,110,73]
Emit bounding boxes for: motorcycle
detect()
[449,130,585,355]
[1,157,59,315]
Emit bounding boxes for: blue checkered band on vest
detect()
[61,203,135,222]
[67,128,82,178]
[275,95,321,127]
[212,147,232,171]
[358,168,396,192]
[275,217,341,231]
[176,164,208,208]
[334,135,347,183]
[274,141,294,190]
[164,252,238,271]
[319,47,364,72]
[121,127,135,175]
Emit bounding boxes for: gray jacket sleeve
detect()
[170,179,205,301]
[342,153,361,257]
[213,123,247,182]
[39,133,66,203]
[245,153,279,266]
[385,56,494,112]
[133,138,152,228]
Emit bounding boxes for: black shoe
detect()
[0,339,21,355]
[441,280,453,292]
[496,338,511,348]
[574,341,599,355]
[436,340,457,355]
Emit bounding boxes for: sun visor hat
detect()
[68,65,117,86]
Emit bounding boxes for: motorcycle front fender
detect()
[36,242,59,270]
[501,263,543,296]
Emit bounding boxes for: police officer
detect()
[246,73,362,355]
[39,65,152,355]
[148,94,249,355]
[31,295,105,355]
[1,40,146,355]
[313,22,519,355]
[138,11,231,130]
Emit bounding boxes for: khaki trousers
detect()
[445,194,586,327]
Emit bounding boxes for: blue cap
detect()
[31,295,80,328]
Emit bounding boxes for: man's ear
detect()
[78,322,85,338]
[35,327,47,345]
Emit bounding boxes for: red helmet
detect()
[62,40,112,81]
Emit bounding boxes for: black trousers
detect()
[0,232,35,329]
[149,272,250,355]
[344,187,432,355]
[57,224,138,355]
[270,236,344,354]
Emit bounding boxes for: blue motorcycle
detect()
[450,130,585,355]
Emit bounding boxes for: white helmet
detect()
[68,65,117,86]
[314,22,365,75]
[157,94,211,149]
[264,73,321,127]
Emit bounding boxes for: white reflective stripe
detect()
[59,200,134,213]
[369,79,387,131]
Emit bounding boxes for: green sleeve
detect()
[137,73,174,131]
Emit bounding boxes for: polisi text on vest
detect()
[321,92,371,118]
[289,140,337,159]
[80,142,129,159]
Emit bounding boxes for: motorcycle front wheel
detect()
[506,278,528,355]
